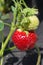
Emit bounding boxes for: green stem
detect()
[21,0,28,8]
[3,27,16,52]
[0,57,3,65]
[35,45,41,65]
[0,42,4,65]
[12,0,16,5]
[3,0,17,51]
[0,23,16,55]
[4,22,11,27]
[0,26,16,65]
[36,54,41,65]
[5,46,16,51]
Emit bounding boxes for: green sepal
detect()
[22,8,38,16]
[20,17,30,30]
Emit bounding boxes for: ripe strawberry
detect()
[12,29,37,51]
[28,32,37,49]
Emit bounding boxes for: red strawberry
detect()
[12,29,37,51]
[28,32,37,49]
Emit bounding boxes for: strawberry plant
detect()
[0,0,41,65]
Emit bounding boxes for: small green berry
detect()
[28,16,39,30]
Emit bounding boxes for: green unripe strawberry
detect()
[28,16,39,30]
[21,16,39,31]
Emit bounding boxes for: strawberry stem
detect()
[21,0,28,8]
[0,57,3,65]
[3,22,11,27]
[2,26,16,52]
[0,42,4,65]
[35,45,41,65]
[5,46,16,51]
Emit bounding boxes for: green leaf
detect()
[1,14,10,20]
[0,20,4,31]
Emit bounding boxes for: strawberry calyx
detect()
[17,28,29,36]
